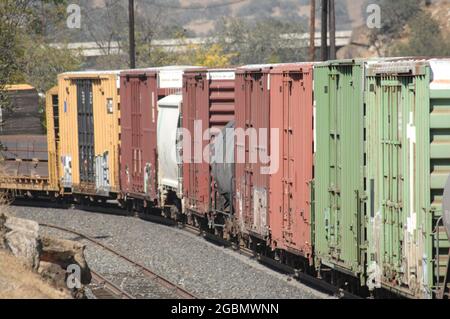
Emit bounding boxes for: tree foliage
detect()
[216,18,307,65]
[393,11,450,57]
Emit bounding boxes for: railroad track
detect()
[90,270,134,299]
[39,223,197,300]
[14,199,359,299]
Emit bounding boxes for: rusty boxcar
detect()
[119,66,196,210]
[234,64,314,261]
[182,68,236,230]
[57,71,121,198]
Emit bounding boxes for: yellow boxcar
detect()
[57,71,121,197]
[45,86,60,193]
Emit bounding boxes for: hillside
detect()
[82,0,365,37]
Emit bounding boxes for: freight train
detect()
[0,59,449,299]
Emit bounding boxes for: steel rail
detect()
[90,270,135,299]
[39,223,197,299]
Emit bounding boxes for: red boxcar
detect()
[120,67,193,207]
[234,64,314,260]
[182,68,236,223]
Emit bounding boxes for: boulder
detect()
[39,236,92,285]
[0,213,92,298]
[3,214,40,269]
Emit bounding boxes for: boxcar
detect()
[234,64,314,263]
[182,68,236,230]
[57,71,121,198]
[365,59,450,298]
[314,60,367,283]
[119,66,196,210]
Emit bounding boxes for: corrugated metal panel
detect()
[58,72,121,195]
[235,66,273,239]
[268,64,314,259]
[45,86,60,191]
[182,70,210,215]
[119,72,158,200]
[0,134,57,192]
[0,87,44,135]
[76,79,95,184]
[366,59,450,298]
[314,60,366,277]
[182,68,236,216]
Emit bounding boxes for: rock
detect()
[38,261,67,291]
[39,236,92,285]
[3,215,40,269]
[0,213,91,298]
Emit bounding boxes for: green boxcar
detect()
[314,60,367,281]
[366,59,450,299]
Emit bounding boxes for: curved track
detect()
[39,223,197,299]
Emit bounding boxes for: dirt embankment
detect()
[0,250,70,299]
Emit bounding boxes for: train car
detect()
[365,59,450,298]
[234,64,314,266]
[119,66,196,212]
[0,84,44,135]
[57,71,121,200]
[0,85,59,197]
[313,60,367,289]
[181,68,236,232]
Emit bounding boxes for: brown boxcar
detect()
[119,68,158,204]
[234,64,314,260]
[182,68,236,224]
[119,66,196,207]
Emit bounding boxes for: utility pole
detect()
[129,0,136,69]
[321,0,328,61]
[329,0,336,60]
[309,0,316,61]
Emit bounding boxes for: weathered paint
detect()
[45,86,60,192]
[182,68,236,216]
[0,135,57,192]
[119,69,159,201]
[366,59,450,298]
[58,71,121,196]
[268,64,314,259]
[235,66,273,239]
[314,60,366,277]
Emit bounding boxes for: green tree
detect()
[393,11,450,57]
[216,18,307,65]
[369,0,424,55]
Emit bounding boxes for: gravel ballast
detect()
[8,206,329,299]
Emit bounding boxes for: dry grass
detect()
[0,250,71,299]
